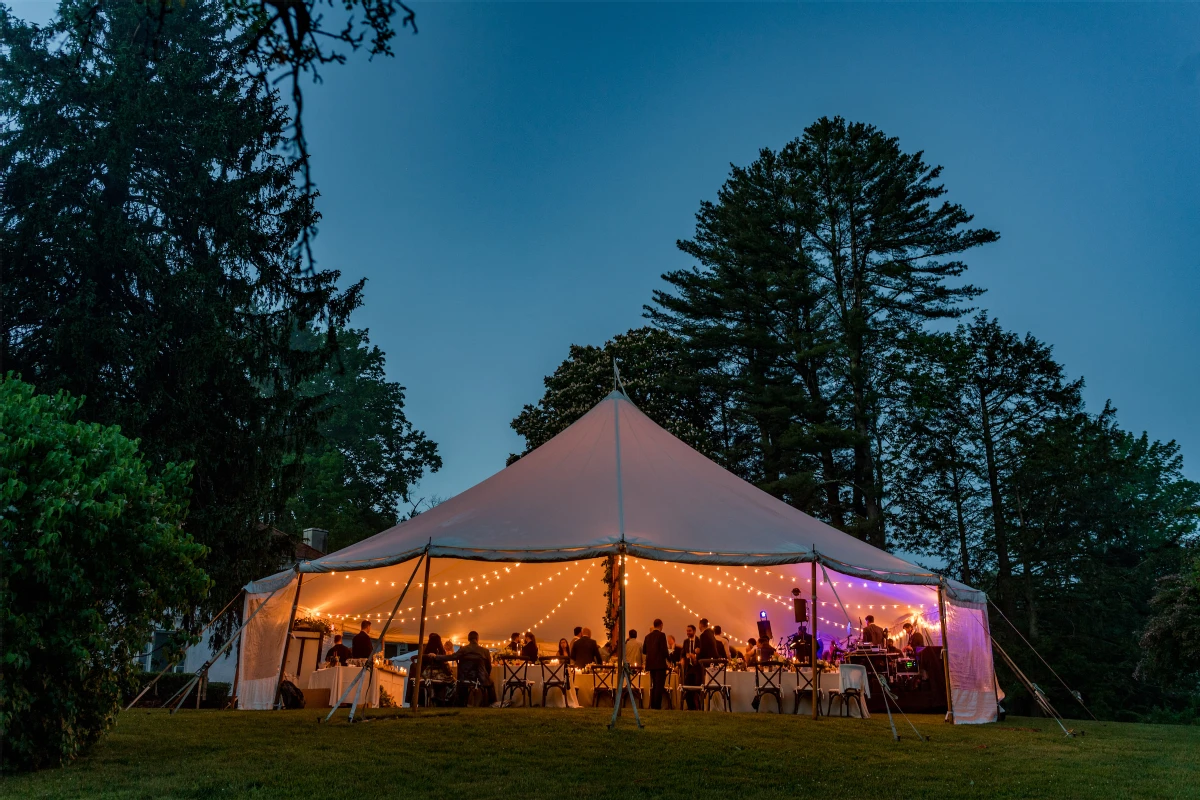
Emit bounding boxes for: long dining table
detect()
[486,661,867,717]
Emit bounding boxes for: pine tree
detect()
[0,0,361,622]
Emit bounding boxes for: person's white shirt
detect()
[625,638,643,667]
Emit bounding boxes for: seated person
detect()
[436,630,496,706]
[744,638,758,666]
[422,633,452,680]
[506,632,521,655]
[325,634,352,666]
[520,631,539,661]
[756,637,777,663]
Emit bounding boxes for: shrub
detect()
[0,377,210,771]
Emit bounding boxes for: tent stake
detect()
[937,581,955,723]
[411,542,434,711]
[161,582,287,712]
[272,569,305,710]
[127,590,243,711]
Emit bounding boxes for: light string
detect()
[312,563,523,622]
[526,561,597,631]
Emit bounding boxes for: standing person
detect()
[521,632,539,661]
[571,626,583,649]
[325,634,352,666]
[643,619,669,710]
[667,634,683,665]
[862,615,885,647]
[698,618,719,662]
[570,627,602,669]
[681,624,702,710]
[713,625,729,659]
[352,620,374,659]
[625,629,643,669]
[902,622,925,650]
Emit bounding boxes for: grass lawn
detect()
[3,708,1197,799]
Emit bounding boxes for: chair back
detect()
[754,661,784,692]
[539,657,569,687]
[501,658,529,684]
[457,652,490,685]
[700,658,729,689]
[839,663,869,697]
[591,664,616,693]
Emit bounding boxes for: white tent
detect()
[237,391,998,723]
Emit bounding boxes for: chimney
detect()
[302,527,328,554]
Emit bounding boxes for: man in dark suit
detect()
[642,619,669,710]
[698,618,719,661]
[570,626,602,669]
[681,623,702,710]
[352,619,374,659]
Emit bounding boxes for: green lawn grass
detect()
[3,708,1197,799]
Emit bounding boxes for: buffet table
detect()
[308,665,407,708]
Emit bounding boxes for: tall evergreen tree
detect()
[284,327,441,552]
[0,0,361,621]
[650,118,998,544]
[510,327,719,464]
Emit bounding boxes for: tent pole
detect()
[272,569,304,710]
[609,545,641,729]
[938,581,955,723]
[411,543,434,711]
[811,553,818,720]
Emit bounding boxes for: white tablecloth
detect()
[486,663,864,716]
[308,666,406,708]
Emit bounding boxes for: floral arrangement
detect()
[292,613,333,635]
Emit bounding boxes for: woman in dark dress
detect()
[520,631,539,661]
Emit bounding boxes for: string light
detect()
[526,562,596,630]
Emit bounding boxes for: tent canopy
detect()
[239,391,996,722]
[290,391,978,600]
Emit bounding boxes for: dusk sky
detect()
[14,1,1200,502]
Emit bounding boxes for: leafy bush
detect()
[0,377,210,771]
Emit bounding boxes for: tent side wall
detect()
[236,574,297,710]
[945,595,998,724]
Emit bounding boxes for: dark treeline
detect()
[513,119,1200,722]
[0,0,440,631]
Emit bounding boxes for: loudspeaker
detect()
[756,619,773,642]
[793,598,808,624]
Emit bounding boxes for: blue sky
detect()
[12,2,1200,502]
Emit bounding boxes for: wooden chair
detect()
[454,653,493,707]
[538,658,572,707]
[752,661,785,713]
[590,665,617,707]
[792,667,823,716]
[699,659,732,712]
[826,665,867,718]
[499,658,534,707]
